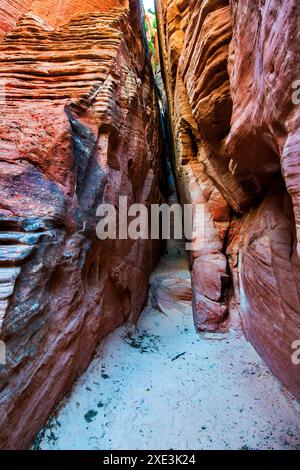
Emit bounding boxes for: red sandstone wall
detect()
[226,0,300,401]
[30,0,128,26]
[157,0,300,399]
[0,0,162,449]
[0,0,34,38]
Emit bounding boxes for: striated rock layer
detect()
[156,0,300,399]
[226,0,300,402]
[0,0,162,449]
[156,0,247,331]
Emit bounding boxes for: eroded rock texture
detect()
[226,0,300,402]
[0,0,162,449]
[157,0,300,399]
[156,0,247,332]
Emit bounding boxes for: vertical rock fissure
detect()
[154,0,236,333]
[0,0,300,451]
[141,1,179,204]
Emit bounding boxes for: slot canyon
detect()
[0,0,300,451]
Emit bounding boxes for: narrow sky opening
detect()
[143,0,155,13]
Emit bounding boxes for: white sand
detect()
[36,256,300,450]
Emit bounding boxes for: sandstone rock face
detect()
[0,0,33,38]
[157,0,300,399]
[226,0,300,401]
[0,0,162,449]
[156,0,247,331]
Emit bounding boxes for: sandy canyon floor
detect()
[35,254,300,450]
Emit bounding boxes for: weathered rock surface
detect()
[156,0,245,331]
[1,0,300,449]
[0,0,33,38]
[226,0,300,401]
[156,0,300,399]
[0,0,162,449]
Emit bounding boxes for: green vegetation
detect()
[145,9,158,69]
[148,38,155,56]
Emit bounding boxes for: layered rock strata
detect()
[226,0,300,402]
[156,0,300,400]
[0,0,162,448]
[156,0,246,332]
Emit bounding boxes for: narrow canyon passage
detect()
[1,0,300,452]
[36,248,300,450]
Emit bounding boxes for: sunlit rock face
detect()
[0,0,162,449]
[157,0,300,399]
